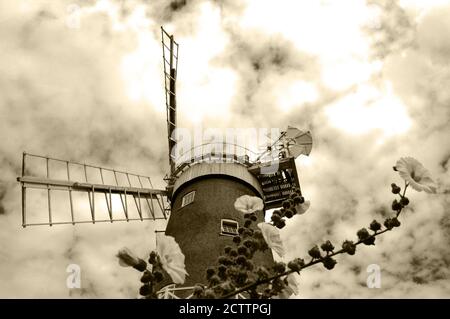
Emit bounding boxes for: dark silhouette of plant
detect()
[117,157,437,299]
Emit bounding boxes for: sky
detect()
[0,0,449,298]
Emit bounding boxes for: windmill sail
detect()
[17,152,169,227]
[161,27,179,179]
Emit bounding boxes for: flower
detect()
[273,274,299,299]
[156,234,188,284]
[116,247,147,271]
[234,195,264,214]
[395,157,436,193]
[294,200,310,215]
[257,222,285,258]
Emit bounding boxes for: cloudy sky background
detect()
[0,0,449,298]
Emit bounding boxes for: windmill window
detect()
[181,191,195,207]
[221,219,239,236]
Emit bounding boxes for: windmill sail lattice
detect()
[161,27,179,179]
[17,152,169,227]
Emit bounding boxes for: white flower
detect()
[234,195,264,214]
[294,200,310,215]
[156,234,188,284]
[116,247,140,267]
[273,274,299,299]
[257,222,285,258]
[395,157,437,193]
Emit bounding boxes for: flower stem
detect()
[221,228,393,299]
[220,187,410,299]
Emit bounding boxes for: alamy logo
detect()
[66,264,81,289]
[66,4,81,29]
[366,264,381,288]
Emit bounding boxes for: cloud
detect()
[0,0,448,298]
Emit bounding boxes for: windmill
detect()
[16,27,313,298]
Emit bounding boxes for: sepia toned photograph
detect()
[0,0,449,301]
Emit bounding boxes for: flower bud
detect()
[236,255,247,265]
[133,259,147,272]
[218,270,228,280]
[282,201,291,209]
[272,278,285,293]
[357,228,370,241]
[363,236,376,245]
[242,229,253,237]
[284,209,294,218]
[308,245,321,259]
[139,284,151,296]
[256,266,270,280]
[342,240,356,255]
[218,255,230,265]
[384,218,394,230]
[148,251,158,265]
[293,196,301,205]
[293,196,305,205]
[369,220,382,232]
[218,264,227,273]
[322,256,337,270]
[273,262,286,274]
[273,209,282,216]
[384,217,400,230]
[391,217,401,227]
[276,219,286,229]
[243,239,254,249]
[288,258,305,272]
[392,199,402,211]
[271,213,281,223]
[237,245,249,256]
[391,183,401,194]
[140,270,153,283]
[320,240,335,252]
[117,247,141,268]
[233,236,241,244]
[400,197,409,206]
